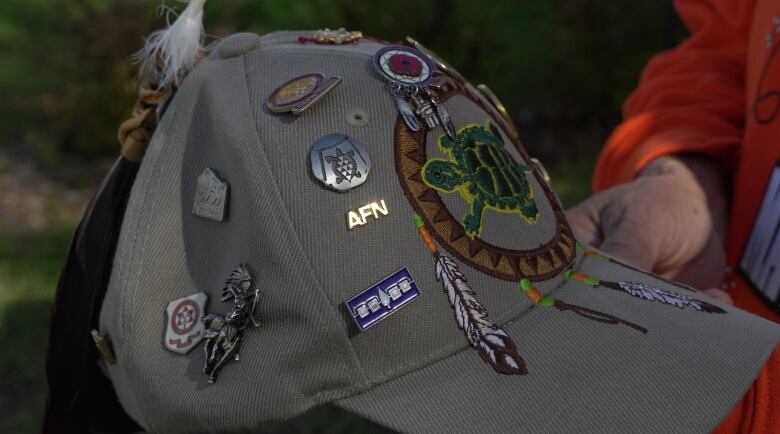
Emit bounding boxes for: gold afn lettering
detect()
[347,200,389,230]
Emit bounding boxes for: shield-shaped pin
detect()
[193,168,229,222]
[310,134,371,192]
[164,292,208,354]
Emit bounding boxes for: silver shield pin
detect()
[193,168,229,222]
[310,133,371,192]
[164,292,208,354]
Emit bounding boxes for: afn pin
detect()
[347,200,389,230]
[310,133,371,192]
[266,73,342,115]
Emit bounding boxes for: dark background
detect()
[0,1,686,431]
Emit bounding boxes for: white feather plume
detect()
[131,0,208,90]
[435,254,527,375]
[615,281,725,313]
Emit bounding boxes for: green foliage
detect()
[0,0,683,165]
[0,228,72,433]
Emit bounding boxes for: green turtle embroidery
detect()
[422,122,539,237]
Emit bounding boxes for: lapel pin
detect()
[299,28,363,45]
[310,133,371,192]
[373,45,455,138]
[347,199,389,230]
[164,292,208,354]
[345,267,421,332]
[201,264,261,383]
[90,330,116,364]
[193,168,229,222]
[267,73,342,115]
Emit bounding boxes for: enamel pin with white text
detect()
[345,267,420,332]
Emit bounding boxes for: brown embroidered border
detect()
[394,76,576,282]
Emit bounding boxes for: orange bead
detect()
[418,227,438,253]
[573,272,589,281]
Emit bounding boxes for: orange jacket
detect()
[593,0,780,431]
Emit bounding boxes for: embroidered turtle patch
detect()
[393,76,576,282]
[422,123,539,237]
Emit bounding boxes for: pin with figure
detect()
[201,264,262,383]
[373,45,455,138]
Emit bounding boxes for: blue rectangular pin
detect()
[345,267,421,332]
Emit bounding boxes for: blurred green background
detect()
[0,0,686,432]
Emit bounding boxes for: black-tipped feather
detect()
[435,254,527,375]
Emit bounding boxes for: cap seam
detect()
[116,124,166,431]
[311,252,588,403]
[259,44,381,61]
[240,52,368,388]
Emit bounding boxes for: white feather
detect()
[131,0,208,89]
[435,255,526,375]
[617,281,723,313]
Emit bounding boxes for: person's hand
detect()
[566,155,732,303]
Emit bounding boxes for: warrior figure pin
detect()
[201,264,261,383]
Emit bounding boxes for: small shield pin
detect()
[193,168,229,222]
[165,292,208,354]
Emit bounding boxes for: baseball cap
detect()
[91,29,780,433]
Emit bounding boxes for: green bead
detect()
[519,278,532,291]
[413,213,424,228]
[585,277,600,287]
[539,297,555,307]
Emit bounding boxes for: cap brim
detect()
[336,253,780,433]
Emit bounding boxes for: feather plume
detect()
[131,0,208,90]
[434,254,527,375]
[604,281,725,313]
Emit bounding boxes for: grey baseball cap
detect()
[97,30,780,433]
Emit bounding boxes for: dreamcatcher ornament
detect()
[374,46,456,139]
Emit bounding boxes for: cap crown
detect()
[100,30,576,429]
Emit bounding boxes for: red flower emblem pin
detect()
[388,53,423,77]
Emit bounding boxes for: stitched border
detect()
[394,77,576,282]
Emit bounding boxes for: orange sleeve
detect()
[714,343,780,434]
[593,0,753,192]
